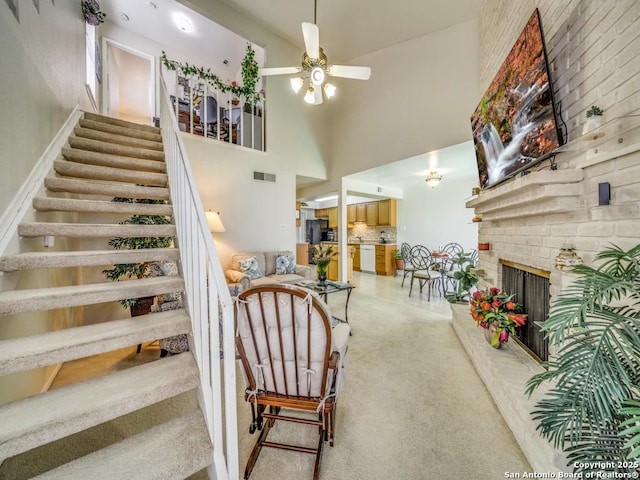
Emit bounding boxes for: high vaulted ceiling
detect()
[213,0,484,62]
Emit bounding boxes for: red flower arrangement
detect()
[470,287,527,347]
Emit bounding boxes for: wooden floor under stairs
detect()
[0,112,212,478]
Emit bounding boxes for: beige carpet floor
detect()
[0,271,530,479]
[236,271,530,479]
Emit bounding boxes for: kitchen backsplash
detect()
[348,224,397,243]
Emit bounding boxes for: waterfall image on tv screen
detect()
[470,9,562,189]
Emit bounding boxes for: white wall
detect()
[183,136,296,270]
[327,18,480,182]
[0,0,92,211]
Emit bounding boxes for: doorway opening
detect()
[102,38,155,125]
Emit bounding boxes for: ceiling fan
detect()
[258,1,371,105]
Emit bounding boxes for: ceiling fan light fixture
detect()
[323,82,336,98]
[304,86,316,104]
[310,66,325,86]
[425,171,443,188]
[290,77,304,93]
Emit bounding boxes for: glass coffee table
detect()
[296,281,355,330]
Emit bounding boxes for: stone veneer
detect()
[453,0,640,472]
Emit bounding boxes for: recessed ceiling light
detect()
[172,12,195,33]
[119,12,129,21]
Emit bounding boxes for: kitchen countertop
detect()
[322,241,397,246]
[348,242,396,246]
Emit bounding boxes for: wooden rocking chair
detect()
[235,284,350,479]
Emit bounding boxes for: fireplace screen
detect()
[502,263,550,362]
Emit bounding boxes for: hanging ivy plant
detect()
[161,44,261,104]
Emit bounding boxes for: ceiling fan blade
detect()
[259,66,302,76]
[301,22,320,59]
[313,86,323,105]
[327,65,372,80]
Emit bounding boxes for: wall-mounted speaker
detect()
[598,182,610,206]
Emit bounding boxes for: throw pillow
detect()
[276,254,296,275]
[238,256,263,280]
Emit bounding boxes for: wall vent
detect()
[253,171,276,183]
[377,186,383,193]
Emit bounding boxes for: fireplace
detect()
[501,261,550,362]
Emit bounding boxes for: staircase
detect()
[0,113,214,478]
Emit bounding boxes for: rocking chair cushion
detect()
[235,284,349,479]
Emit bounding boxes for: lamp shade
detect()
[205,210,225,233]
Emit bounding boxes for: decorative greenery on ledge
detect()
[161,44,261,104]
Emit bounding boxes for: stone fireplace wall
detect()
[474,0,640,296]
[452,1,640,472]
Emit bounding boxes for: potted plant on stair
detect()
[102,198,173,317]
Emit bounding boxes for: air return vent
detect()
[253,171,276,183]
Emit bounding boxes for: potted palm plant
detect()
[526,244,640,473]
[102,198,173,314]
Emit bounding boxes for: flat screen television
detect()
[470,9,563,189]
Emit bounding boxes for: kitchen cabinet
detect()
[377,199,397,226]
[351,244,361,271]
[296,201,301,227]
[356,204,367,222]
[375,244,396,276]
[296,243,309,266]
[328,244,339,281]
[347,204,357,224]
[315,208,329,218]
[328,207,338,229]
[366,202,378,226]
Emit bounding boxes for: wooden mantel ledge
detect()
[466,170,584,210]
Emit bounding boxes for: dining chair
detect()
[439,243,464,293]
[408,245,443,300]
[400,242,415,288]
[235,284,350,480]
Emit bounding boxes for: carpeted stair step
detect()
[67,137,165,162]
[0,248,179,273]
[53,160,167,186]
[61,147,166,173]
[32,410,212,480]
[17,222,176,238]
[79,118,162,143]
[0,309,190,375]
[44,177,170,201]
[74,126,163,152]
[32,197,173,216]
[0,353,201,462]
[83,112,160,135]
[0,276,184,315]
[0,248,180,272]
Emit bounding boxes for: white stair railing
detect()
[159,74,238,480]
[163,65,264,152]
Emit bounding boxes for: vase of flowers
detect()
[470,287,527,348]
[312,243,337,287]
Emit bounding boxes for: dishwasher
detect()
[360,244,376,273]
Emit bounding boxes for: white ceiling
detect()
[344,141,478,191]
[213,0,484,62]
[100,0,483,193]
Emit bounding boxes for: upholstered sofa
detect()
[225,251,311,290]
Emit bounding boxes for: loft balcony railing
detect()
[161,67,265,152]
